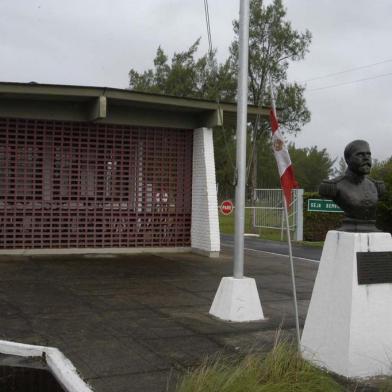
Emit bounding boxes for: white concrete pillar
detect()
[294,189,304,241]
[302,231,392,378]
[191,128,220,257]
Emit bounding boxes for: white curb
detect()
[0,340,93,392]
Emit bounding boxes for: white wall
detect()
[191,128,220,257]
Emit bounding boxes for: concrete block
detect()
[209,277,264,322]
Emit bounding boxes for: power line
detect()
[203,0,213,55]
[308,71,392,92]
[202,1,236,174]
[303,58,392,83]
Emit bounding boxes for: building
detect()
[0,82,268,256]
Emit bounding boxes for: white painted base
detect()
[191,247,220,258]
[301,231,392,378]
[209,277,264,322]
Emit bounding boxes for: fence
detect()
[0,118,193,249]
[249,188,304,241]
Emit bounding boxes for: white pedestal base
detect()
[301,231,392,378]
[209,277,264,322]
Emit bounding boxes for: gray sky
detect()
[1,0,391,163]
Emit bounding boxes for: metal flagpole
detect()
[209,0,263,323]
[270,81,301,349]
[233,0,250,279]
[282,196,301,349]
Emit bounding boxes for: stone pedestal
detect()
[209,277,264,322]
[301,231,392,378]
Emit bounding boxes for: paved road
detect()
[221,234,322,261]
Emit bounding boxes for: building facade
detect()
[0,83,268,256]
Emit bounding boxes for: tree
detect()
[128,0,312,198]
[129,41,239,198]
[129,40,236,101]
[287,144,335,192]
[230,0,311,129]
[247,141,335,193]
[371,157,392,233]
[229,0,311,196]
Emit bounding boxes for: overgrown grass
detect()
[176,338,342,392]
[176,336,392,392]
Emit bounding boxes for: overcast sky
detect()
[1,0,391,164]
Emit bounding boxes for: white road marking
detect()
[221,243,320,263]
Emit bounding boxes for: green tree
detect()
[230,0,312,195]
[287,144,335,192]
[129,40,236,101]
[230,0,311,130]
[371,157,392,233]
[128,0,312,198]
[129,41,238,198]
[247,141,335,193]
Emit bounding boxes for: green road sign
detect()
[307,199,343,213]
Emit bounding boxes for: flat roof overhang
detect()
[0,82,270,129]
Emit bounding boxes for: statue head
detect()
[344,140,372,175]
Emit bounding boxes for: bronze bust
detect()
[319,140,385,232]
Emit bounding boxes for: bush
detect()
[377,195,392,234]
[303,192,343,241]
[372,158,392,234]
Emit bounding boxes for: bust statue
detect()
[319,140,385,232]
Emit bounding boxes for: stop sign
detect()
[220,200,234,216]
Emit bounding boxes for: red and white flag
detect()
[269,108,298,206]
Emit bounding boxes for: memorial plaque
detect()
[357,251,392,285]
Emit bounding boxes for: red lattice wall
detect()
[0,118,193,249]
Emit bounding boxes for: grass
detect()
[219,212,318,244]
[176,335,392,392]
[220,213,286,241]
[220,211,326,247]
[176,337,342,392]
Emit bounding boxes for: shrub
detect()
[372,158,392,234]
[303,192,343,241]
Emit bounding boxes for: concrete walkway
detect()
[0,247,318,392]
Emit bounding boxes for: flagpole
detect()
[282,197,301,349]
[208,0,263,323]
[233,0,250,279]
[270,81,301,349]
